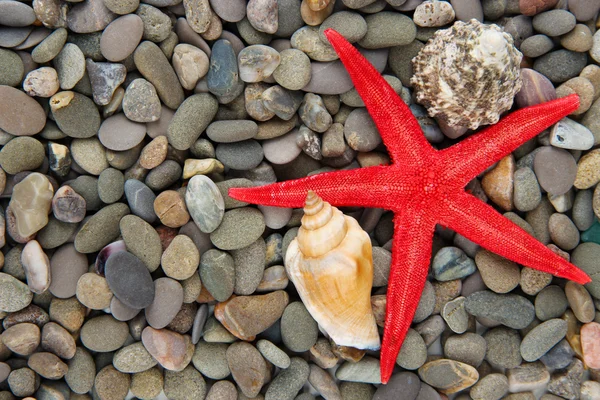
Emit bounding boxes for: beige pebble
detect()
[76,272,113,310]
[574,149,600,189]
[139,136,168,169]
[565,281,595,323]
[560,24,593,53]
[161,235,200,280]
[1,323,40,355]
[482,155,514,211]
[183,158,225,178]
[28,352,68,379]
[23,67,60,97]
[580,65,600,100]
[154,191,190,228]
[475,249,520,294]
[556,77,595,115]
[301,0,334,25]
[21,240,51,294]
[142,327,194,371]
[413,0,456,27]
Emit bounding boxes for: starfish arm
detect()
[440,94,580,186]
[228,166,405,209]
[380,210,435,384]
[441,191,591,284]
[323,29,433,164]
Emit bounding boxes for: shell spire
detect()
[286,191,380,350]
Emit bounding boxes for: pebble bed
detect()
[0,0,599,399]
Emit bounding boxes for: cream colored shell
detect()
[411,19,523,130]
[285,191,380,350]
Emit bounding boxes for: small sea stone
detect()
[100,14,143,62]
[104,250,155,309]
[123,78,161,122]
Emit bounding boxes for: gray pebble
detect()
[124,179,156,224]
[535,285,568,321]
[465,290,535,329]
[98,168,124,204]
[185,175,225,233]
[74,202,129,253]
[432,247,476,281]
[105,251,155,309]
[231,238,266,295]
[532,10,576,37]
[533,50,587,83]
[257,339,290,369]
[484,327,523,369]
[266,357,310,400]
[168,93,218,150]
[281,302,319,353]
[145,277,183,329]
[192,340,230,379]
[200,249,235,302]
[51,91,101,139]
[145,160,182,191]
[444,332,487,367]
[520,319,567,362]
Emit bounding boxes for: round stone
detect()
[533,146,577,195]
[533,50,587,83]
[74,203,130,253]
[192,341,230,379]
[97,168,124,204]
[520,318,568,362]
[470,373,509,400]
[432,246,476,281]
[123,78,162,123]
[167,93,219,150]
[532,10,576,37]
[76,272,113,309]
[396,329,427,370]
[535,285,569,321]
[238,45,280,83]
[65,347,95,394]
[145,277,184,329]
[113,342,157,373]
[281,302,319,352]
[0,86,46,136]
[185,175,225,233]
[80,315,129,352]
[571,242,600,299]
[124,179,156,224]
[94,366,131,400]
[105,251,155,309]
[0,272,33,312]
[359,11,417,48]
[216,140,264,170]
[475,250,520,293]
[226,341,268,398]
[162,235,200,280]
[98,113,147,151]
[0,49,24,88]
[418,359,478,394]
[50,91,101,139]
[49,244,87,299]
[273,49,311,91]
[154,190,190,228]
[344,108,381,152]
[210,207,266,250]
[0,137,45,174]
[54,43,85,90]
[207,120,259,143]
[100,14,143,62]
[465,290,535,329]
[200,249,235,302]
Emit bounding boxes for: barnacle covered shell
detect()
[285,191,380,350]
[411,19,523,130]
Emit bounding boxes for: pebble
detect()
[210,207,265,250]
[257,339,290,369]
[208,39,241,99]
[291,26,338,62]
[262,85,303,120]
[164,366,207,400]
[161,235,200,280]
[1,323,40,355]
[21,240,51,294]
[394,328,427,370]
[551,118,594,152]
[131,368,166,399]
[22,66,57,98]
[516,68,556,108]
[572,243,600,298]
[95,365,131,400]
[475,250,520,293]
[192,340,230,379]
[51,186,85,225]
[485,328,524,371]
[198,249,234,302]
[154,190,190,228]
[183,158,225,179]
[97,168,124,204]
[227,341,267,397]
[548,213,580,250]
[66,0,115,33]
[262,130,302,165]
[442,296,469,334]
[141,327,194,371]
[540,338,574,370]
[28,352,67,379]
[217,140,264,170]
[579,323,600,371]
[444,332,487,367]
[336,357,381,384]
[532,10,576,36]
[470,373,508,400]
[173,44,209,90]
[124,179,156,223]
[210,0,246,22]
[74,202,129,253]
[168,93,219,150]
[266,357,311,399]
[373,371,420,400]
[565,281,595,323]
[432,247,476,281]
[75,272,113,309]
[238,45,281,83]
[49,91,100,139]
[247,0,278,34]
[100,14,143,61]
[533,146,577,195]
[123,78,161,122]
[145,277,184,329]
[0,1,36,27]
[0,86,46,137]
[7,368,37,397]
[418,359,478,394]
[520,319,568,362]
[0,272,33,312]
[413,1,456,27]
[521,35,554,58]
[137,4,171,42]
[214,290,289,340]
[520,267,552,295]
[281,302,319,352]
[273,49,311,91]
[574,149,600,189]
[145,160,182,190]
[482,155,514,211]
[513,167,542,212]
[104,250,155,309]
[208,120,259,144]
[80,315,129,352]
[465,290,535,329]
[134,40,184,110]
[87,60,125,106]
[533,50,587,83]
[4,304,49,329]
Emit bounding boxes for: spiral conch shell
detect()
[285,191,380,350]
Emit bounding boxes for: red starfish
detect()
[229,29,591,384]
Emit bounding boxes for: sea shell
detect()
[411,19,523,130]
[285,191,380,350]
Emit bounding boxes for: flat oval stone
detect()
[210,0,246,22]
[0,86,46,136]
[551,118,595,151]
[465,290,535,329]
[67,0,116,33]
[168,93,219,150]
[200,249,235,302]
[50,91,101,139]
[185,175,225,233]
[238,45,280,83]
[110,296,140,321]
[207,120,258,143]
[146,277,183,329]
[49,243,87,299]
[74,203,130,253]
[98,113,146,151]
[571,242,600,298]
[0,2,36,27]
[134,41,184,110]
[123,78,161,123]
[418,359,478,394]
[120,215,162,272]
[520,318,567,362]
[210,207,266,250]
[80,315,129,352]
[216,140,264,170]
[0,272,33,312]
[432,246,476,281]
[124,179,156,224]
[232,238,266,295]
[141,326,194,371]
[100,14,143,62]
[105,251,155,309]
[113,342,157,373]
[227,342,267,398]
[533,146,577,195]
[581,322,600,369]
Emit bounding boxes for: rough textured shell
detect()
[411,19,523,130]
[286,191,380,350]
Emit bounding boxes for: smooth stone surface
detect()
[67,0,116,33]
[124,179,156,224]
[161,234,200,280]
[100,14,143,61]
[123,78,162,122]
[185,175,225,233]
[120,214,162,272]
[74,203,129,253]
[192,340,230,379]
[80,315,129,352]
[146,277,184,329]
[227,341,267,397]
[200,249,235,302]
[54,43,85,90]
[0,86,46,136]
[113,342,157,373]
[105,251,155,309]
[49,244,87,299]
[98,113,146,151]
[281,302,319,352]
[50,91,101,138]
[521,319,568,362]
[142,327,194,371]
[168,93,219,150]
[266,357,311,400]
[418,359,478,394]
[336,357,381,384]
[210,207,266,250]
[465,290,535,329]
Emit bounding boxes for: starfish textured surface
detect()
[229,29,591,384]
